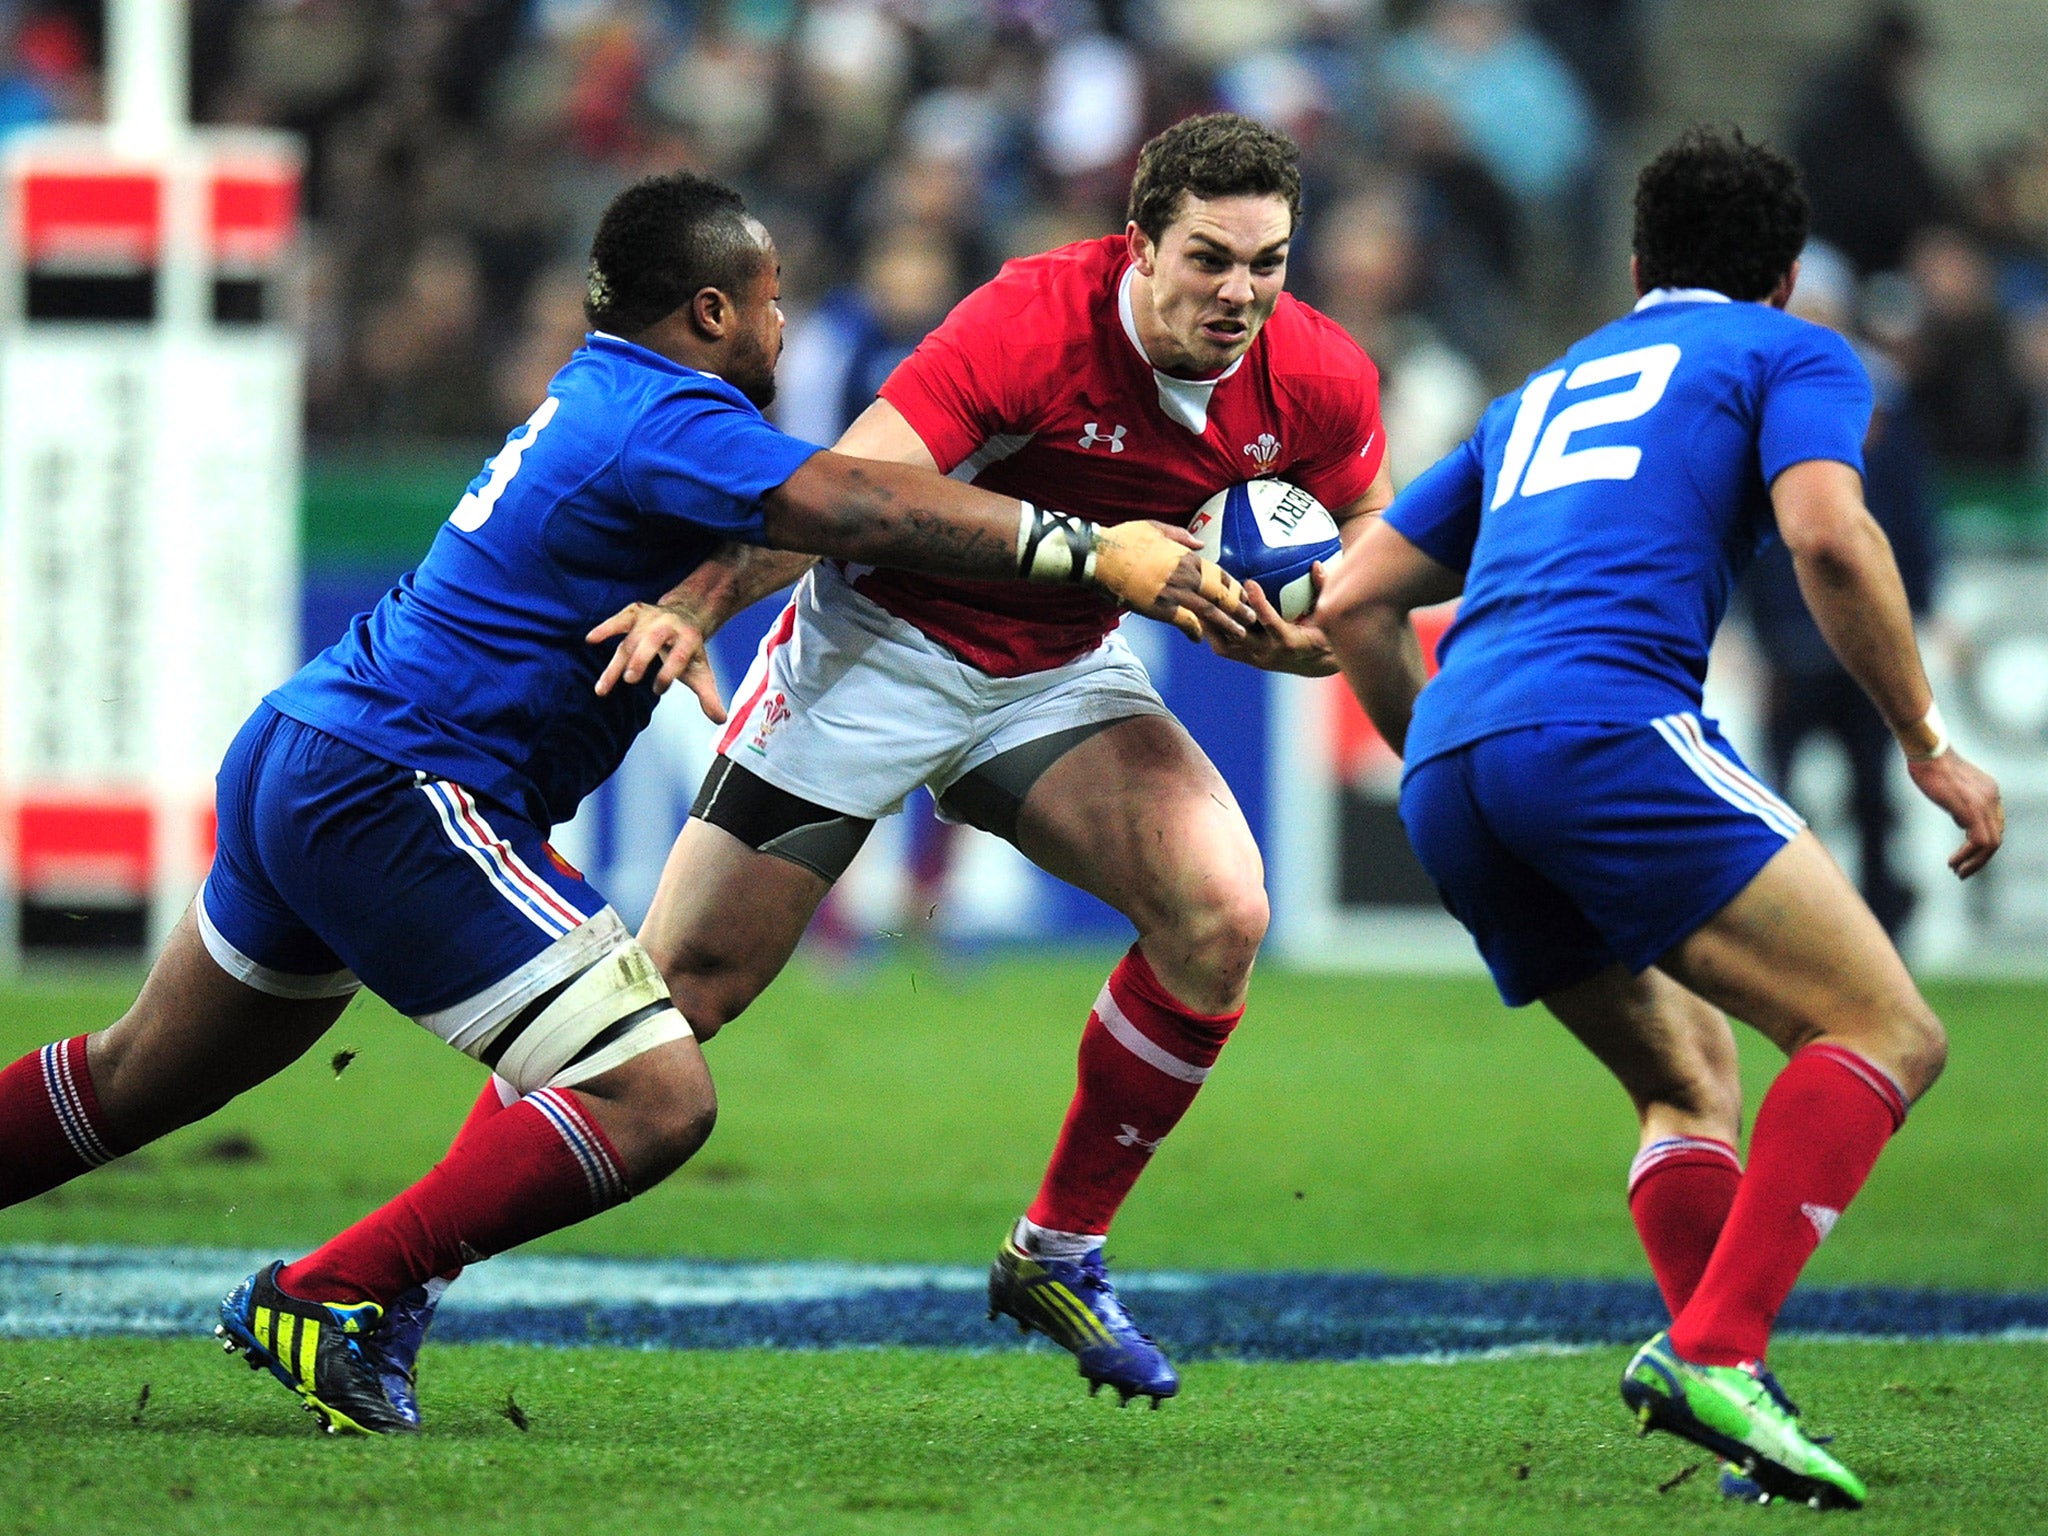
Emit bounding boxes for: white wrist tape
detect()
[1899,700,1952,762]
[1015,501,1100,584]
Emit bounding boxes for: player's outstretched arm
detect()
[1317,515,1464,758]
[1773,458,2004,877]
[760,450,1249,639]
[589,543,815,711]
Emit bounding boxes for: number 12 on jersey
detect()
[1490,343,1681,509]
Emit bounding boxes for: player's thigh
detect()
[88,903,351,1143]
[1470,716,1807,1003]
[638,779,847,1033]
[713,567,973,825]
[946,633,1265,938]
[1541,963,1741,1129]
[1655,829,1941,1090]
[1006,712,1265,939]
[224,712,688,1095]
[1399,748,1617,1007]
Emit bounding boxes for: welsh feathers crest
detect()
[1243,432,1282,473]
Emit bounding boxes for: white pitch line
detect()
[0,1245,1205,1338]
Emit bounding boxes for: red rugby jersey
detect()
[865,234,1385,676]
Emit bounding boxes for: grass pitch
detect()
[2,958,2043,1285]
[2,1337,2043,1535]
[1,958,2044,1532]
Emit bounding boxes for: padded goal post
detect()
[0,127,303,958]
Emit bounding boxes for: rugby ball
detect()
[1187,479,1342,622]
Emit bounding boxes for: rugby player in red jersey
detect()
[441,113,1392,1405]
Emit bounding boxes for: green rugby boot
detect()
[1621,1332,1865,1510]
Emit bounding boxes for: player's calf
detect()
[0,911,346,1210]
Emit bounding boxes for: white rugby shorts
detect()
[713,562,1171,820]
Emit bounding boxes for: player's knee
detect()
[643,935,772,1043]
[1890,1001,1948,1100]
[449,913,695,1096]
[576,1039,719,1188]
[1155,877,1268,1003]
[628,1059,719,1185]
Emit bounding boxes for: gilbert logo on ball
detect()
[1188,480,1342,622]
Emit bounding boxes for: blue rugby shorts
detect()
[198,704,606,1018]
[1399,712,1804,1007]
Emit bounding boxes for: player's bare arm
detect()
[590,542,809,710]
[591,398,996,705]
[1772,457,2003,876]
[1317,511,1463,757]
[1202,460,1396,676]
[761,450,1246,639]
[835,396,942,469]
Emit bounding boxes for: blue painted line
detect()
[3,1247,2044,1361]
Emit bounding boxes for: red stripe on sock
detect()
[280,1092,629,1306]
[1025,945,1242,1236]
[1670,1044,1903,1366]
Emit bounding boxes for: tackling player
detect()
[1318,127,2003,1507]
[438,113,1391,1406]
[0,171,1241,1435]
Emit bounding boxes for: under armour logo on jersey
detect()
[1243,432,1282,473]
[1801,1203,1841,1243]
[1115,1123,1163,1153]
[1079,422,1127,452]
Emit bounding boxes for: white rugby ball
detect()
[1187,479,1342,621]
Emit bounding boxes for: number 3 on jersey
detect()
[451,396,560,532]
[1490,343,1681,509]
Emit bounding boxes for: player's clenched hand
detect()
[1203,563,1339,677]
[1091,520,1248,642]
[1906,749,2004,879]
[586,601,728,723]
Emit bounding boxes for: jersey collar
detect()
[587,329,725,382]
[1117,264,1244,435]
[1633,287,1733,312]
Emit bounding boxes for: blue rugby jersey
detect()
[1387,289,1872,771]
[269,334,820,826]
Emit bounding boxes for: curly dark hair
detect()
[1632,126,1809,301]
[1127,113,1302,243]
[585,171,766,333]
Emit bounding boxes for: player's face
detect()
[1132,193,1292,375]
[724,232,786,409]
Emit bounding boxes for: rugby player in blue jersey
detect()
[1318,128,2002,1509]
[0,172,1244,1435]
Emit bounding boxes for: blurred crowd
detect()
[1,0,2046,492]
[4,0,1656,473]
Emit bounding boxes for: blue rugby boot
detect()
[216,1261,418,1435]
[1622,1332,1863,1510]
[356,1280,443,1431]
[988,1234,1179,1406]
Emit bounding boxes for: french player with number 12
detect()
[1320,128,2003,1508]
[0,171,1243,1435]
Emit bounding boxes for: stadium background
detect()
[0,6,2045,1529]
[1,0,2045,972]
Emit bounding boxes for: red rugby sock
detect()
[428,1075,521,1280]
[0,1036,128,1207]
[1025,945,1240,1236]
[1670,1044,1907,1366]
[280,1087,628,1307]
[451,1075,518,1148]
[1627,1135,1742,1317]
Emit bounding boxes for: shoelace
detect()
[1072,1255,1161,1345]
